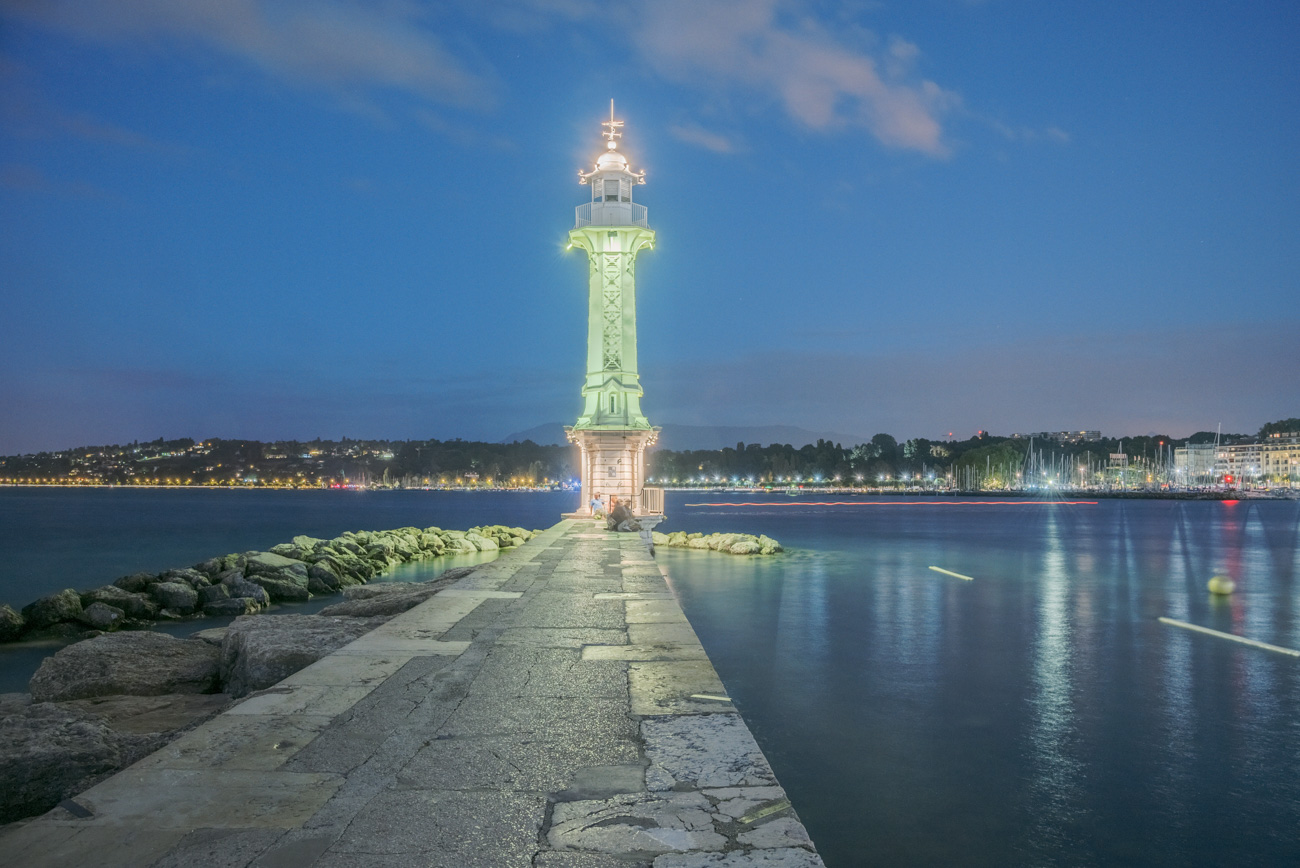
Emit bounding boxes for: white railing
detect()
[575,201,649,229]
[640,485,664,515]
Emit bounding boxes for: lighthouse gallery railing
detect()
[575,202,648,229]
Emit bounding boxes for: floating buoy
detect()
[1207,575,1235,595]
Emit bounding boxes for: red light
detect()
[1225,475,1234,484]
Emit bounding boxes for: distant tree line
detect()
[0,436,576,487]
[646,420,1288,485]
[3,418,1291,487]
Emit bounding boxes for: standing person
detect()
[590,492,604,519]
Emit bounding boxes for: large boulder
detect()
[219,614,385,697]
[78,602,126,631]
[330,539,365,557]
[220,575,270,607]
[243,552,310,601]
[60,693,231,736]
[197,583,231,605]
[728,540,762,555]
[247,569,310,603]
[0,604,25,641]
[243,551,308,577]
[306,564,341,595]
[21,589,83,630]
[444,536,478,554]
[418,532,447,553]
[28,632,221,702]
[0,697,125,823]
[464,532,499,552]
[202,598,260,617]
[192,557,226,577]
[149,581,199,615]
[364,541,399,566]
[81,585,159,620]
[112,572,157,593]
[160,568,209,589]
[318,585,441,618]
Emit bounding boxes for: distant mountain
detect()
[500,423,869,451]
[500,423,570,446]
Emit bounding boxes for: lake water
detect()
[2,488,1298,866]
[658,493,1300,867]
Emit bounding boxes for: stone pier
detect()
[0,520,823,867]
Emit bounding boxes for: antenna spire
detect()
[601,99,624,150]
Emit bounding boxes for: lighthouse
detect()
[565,102,661,518]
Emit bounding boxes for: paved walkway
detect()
[3,520,824,867]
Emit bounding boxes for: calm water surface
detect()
[658,493,1300,867]
[2,489,1297,866]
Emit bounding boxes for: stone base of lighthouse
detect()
[563,427,661,519]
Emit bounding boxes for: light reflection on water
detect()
[659,494,1300,868]
[1023,508,1082,865]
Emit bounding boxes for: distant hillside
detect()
[500,423,870,451]
[500,423,570,446]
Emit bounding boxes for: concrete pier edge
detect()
[0,519,824,867]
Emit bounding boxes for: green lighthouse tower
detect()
[565,102,661,518]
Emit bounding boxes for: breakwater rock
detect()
[652,530,783,555]
[1,573,469,824]
[1,525,537,644]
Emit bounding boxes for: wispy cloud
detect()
[668,123,738,154]
[631,0,956,156]
[412,107,513,150]
[985,116,1071,145]
[1,55,188,154]
[0,162,114,199]
[3,0,494,108]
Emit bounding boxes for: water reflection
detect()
[1024,506,1083,861]
[772,554,830,704]
[662,495,1300,868]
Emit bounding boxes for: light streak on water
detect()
[685,500,1099,507]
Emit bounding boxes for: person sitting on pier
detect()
[606,496,640,532]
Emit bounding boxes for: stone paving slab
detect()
[132,713,335,771]
[0,519,823,867]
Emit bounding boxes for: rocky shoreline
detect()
[0,568,481,825]
[0,524,538,644]
[652,530,784,555]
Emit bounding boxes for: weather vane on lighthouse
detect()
[601,99,623,148]
[563,101,660,521]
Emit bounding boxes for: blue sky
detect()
[1,0,1296,453]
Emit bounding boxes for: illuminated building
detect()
[1173,443,1217,485]
[563,103,661,517]
[1216,432,1300,487]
